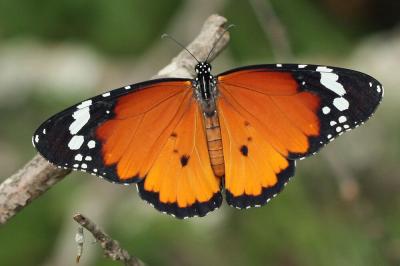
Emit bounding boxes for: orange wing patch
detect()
[218,97,295,208]
[218,70,298,95]
[96,81,191,181]
[138,101,222,218]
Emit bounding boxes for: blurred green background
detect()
[0,0,399,265]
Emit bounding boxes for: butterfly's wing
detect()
[217,64,383,208]
[33,78,222,218]
[137,101,222,218]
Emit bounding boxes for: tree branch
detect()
[73,213,145,266]
[0,154,70,224]
[0,14,229,225]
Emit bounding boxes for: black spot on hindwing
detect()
[240,145,249,156]
[180,155,190,167]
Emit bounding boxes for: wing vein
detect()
[219,80,298,96]
[219,84,287,156]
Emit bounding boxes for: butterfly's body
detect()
[33,61,383,219]
[203,112,225,177]
[193,62,225,177]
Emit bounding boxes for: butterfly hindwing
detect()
[216,64,382,208]
[218,97,295,208]
[138,101,222,218]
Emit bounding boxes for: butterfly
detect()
[32,44,383,219]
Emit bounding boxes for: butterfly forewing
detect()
[216,64,382,208]
[217,64,383,159]
[33,78,191,183]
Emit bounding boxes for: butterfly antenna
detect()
[161,33,200,63]
[205,24,235,63]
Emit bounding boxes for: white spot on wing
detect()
[336,126,342,132]
[68,135,84,150]
[320,72,346,96]
[69,108,90,135]
[87,140,96,149]
[338,116,347,123]
[322,106,331,114]
[330,121,337,126]
[298,64,307,68]
[81,163,87,169]
[276,64,282,67]
[333,97,349,111]
[316,66,333,72]
[102,92,111,97]
[125,85,131,90]
[75,154,83,161]
[85,156,92,161]
[77,100,92,109]
[42,128,46,134]
[35,135,39,143]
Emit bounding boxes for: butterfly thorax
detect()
[193,62,218,116]
[193,62,225,177]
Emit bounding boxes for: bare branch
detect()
[0,154,70,224]
[0,14,229,225]
[157,14,229,78]
[73,213,145,266]
[75,226,84,263]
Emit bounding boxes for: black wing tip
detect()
[137,181,223,219]
[225,160,295,209]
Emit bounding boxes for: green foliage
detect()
[0,0,182,56]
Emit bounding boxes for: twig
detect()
[0,14,229,225]
[0,154,70,224]
[75,226,84,263]
[249,0,293,61]
[73,213,144,266]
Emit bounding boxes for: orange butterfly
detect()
[33,46,383,219]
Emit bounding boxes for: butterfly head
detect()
[195,62,212,75]
[193,62,217,116]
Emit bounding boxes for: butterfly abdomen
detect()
[203,112,225,177]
